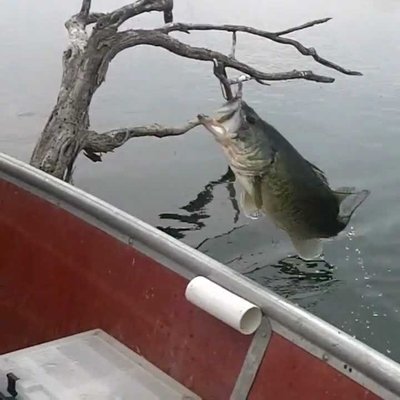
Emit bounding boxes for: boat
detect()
[0,151,399,399]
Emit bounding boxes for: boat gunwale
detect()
[1,152,399,398]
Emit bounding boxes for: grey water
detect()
[1,0,400,361]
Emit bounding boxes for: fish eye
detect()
[245,113,257,124]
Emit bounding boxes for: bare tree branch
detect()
[213,59,233,100]
[229,31,237,59]
[79,0,92,20]
[163,0,174,23]
[100,0,173,28]
[31,1,363,180]
[116,29,337,82]
[86,12,107,24]
[83,119,200,157]
[160,21,362,76]
[274,17,332,36]
[222,31,271,89]
[65,1,95,53]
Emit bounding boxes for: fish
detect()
[197,92,370,260]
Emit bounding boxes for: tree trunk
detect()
[30,18,115,180]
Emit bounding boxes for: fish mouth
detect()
[197,94,243,137]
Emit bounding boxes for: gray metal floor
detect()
[0,329,200,400]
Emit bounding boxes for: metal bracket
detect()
[0,373,19,399]
[230,316,272,400]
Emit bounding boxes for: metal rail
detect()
[1,152,400,399]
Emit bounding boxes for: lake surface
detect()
[1,0,400,361]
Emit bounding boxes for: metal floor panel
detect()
[0,329,200,400]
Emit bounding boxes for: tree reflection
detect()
[157,167,239,239]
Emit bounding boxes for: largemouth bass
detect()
[198,94,370,260]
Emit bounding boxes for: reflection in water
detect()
[158,167,339,307]
[244,256,338,308]
[247,256,335,283]
[153,140,392,357]
[157,167,239,239]
[195,224,246,250]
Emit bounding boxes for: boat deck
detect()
[0,330,200,400]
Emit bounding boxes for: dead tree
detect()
[29,0,362,181]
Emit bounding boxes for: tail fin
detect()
[334,187,370,225]
[290,236,323,260]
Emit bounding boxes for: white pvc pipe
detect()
[185,276,262,335]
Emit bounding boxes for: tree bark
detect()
[29,0,362,181]
[30,11,120,180]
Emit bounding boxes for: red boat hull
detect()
[0,158,397,400]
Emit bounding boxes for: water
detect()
[1,0,400,361]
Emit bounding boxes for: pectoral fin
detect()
[290,236,323,260]
[334,187,370,225]
[240,191,264,220]
[237,175,264,220]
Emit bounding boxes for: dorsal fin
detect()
[306,160,329,185]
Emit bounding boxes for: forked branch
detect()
[160,21,362,77]
[31,0,363,179]
[115,30,338,83]
[95,0,173,29]
[82,13,363,156]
